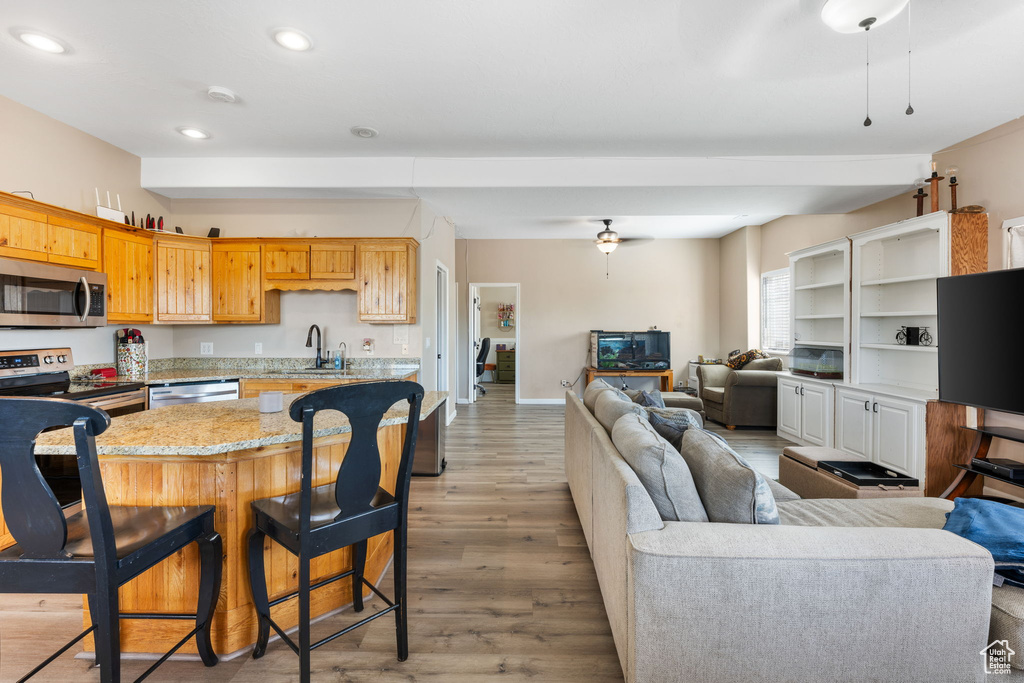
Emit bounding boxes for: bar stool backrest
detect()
[0,398,110,559]
[288,381,424,520]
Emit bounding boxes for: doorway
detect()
[436,262,450,403]
[468,283,520,404]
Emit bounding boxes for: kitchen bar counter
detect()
[97,366,420,385]
[19,390,446,658]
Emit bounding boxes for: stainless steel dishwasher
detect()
[148,378,240,408]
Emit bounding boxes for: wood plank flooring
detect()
[0,383,791,682]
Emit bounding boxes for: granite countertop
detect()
[137,367,420,384]
[35,390,447,457]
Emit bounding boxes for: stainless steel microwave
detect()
[0,257,106,328]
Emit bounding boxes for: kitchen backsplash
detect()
[73,356,420,378]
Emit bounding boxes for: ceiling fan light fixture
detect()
[821,0,909,33]
[595,239,619,254]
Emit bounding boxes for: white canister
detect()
[259,391,284,413]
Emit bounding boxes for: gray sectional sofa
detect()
[565,380,998,682]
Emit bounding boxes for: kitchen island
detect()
[22,389,446,658]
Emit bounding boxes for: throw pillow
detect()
[583,378,613,412]
[943,497,1024,587]
[678,428,780,524]
[635,390,666,409]
[594,389,645,433]
[645,408,702,450]
[726,348,771,370]
[647,406,704,430]
[611,413,708,523]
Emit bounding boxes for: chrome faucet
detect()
[338,342,348,371]
[305,324,324,368]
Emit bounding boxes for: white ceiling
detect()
[3,1,1023,237]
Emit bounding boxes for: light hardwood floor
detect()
[0,383,790,683]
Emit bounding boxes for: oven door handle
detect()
[75,276,91,322]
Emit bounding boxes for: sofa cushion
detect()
[766,478,801,503]
[744,357,782,371]
[702,386,725,404]
[678,428,779,524]
[635,390,666,409]
[991,584,1024,671]
[594,389,644,433]
[583,378,613,412]
[610,413,708,523]
[777,497,953,528]
[645,408,702,450]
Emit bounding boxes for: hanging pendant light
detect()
[863,19,873,126]
[595,219,621,280]
[905,1,914,115]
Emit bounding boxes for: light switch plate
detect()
[254,342,263,355]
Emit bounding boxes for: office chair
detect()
[475,338,491,396]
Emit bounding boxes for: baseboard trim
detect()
[456,398,470,405]
[446,408,457,426]
[518,398,565,405]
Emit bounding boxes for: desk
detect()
[585,367,673,392]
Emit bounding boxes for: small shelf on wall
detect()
[859,311,936,318]
[860,343,938,353]
[794,340,845,348]
[794,280,845,291]
[861,274,939,287]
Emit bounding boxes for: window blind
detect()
[761,269,791,353]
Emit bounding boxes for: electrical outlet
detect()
[561,380,572,387]
[254,342,263,355]
[200,342,213,355]
[402,344,409,355]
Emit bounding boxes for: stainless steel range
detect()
[0,347,147,507]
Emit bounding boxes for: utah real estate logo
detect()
[981,639,1015,675]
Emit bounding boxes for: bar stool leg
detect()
[195,531,222,666]
[89,585,121,683]
[246,528,271,658]
[298,552,312,683]
[393,526,408,661]
[351,540,367,613]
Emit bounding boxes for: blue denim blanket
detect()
[943,497,1024,587]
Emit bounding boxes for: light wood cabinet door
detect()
[310,242,355,280]
[873,396,917,476]
[212,242,263,322]
[836,388,873,460]
[0,204,49,262]
[47,216,101,269]
[264,243,310,279]
[777,378,802,441]
[155,237,212,323]
[358,241,417,323]
[240,378,354,398]
[103,228,153,324]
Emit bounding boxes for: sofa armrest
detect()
[726,369,780,388]
[696,364,731,388]
[625,523,993,683]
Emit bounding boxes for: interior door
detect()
[836,388,873,460]
[468,285,480,403]
[873,396,917,476]
[799,382,833,447]
[777,378,802,441]
[436,265,449,395]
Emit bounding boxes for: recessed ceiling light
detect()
[350,126,379,139]
[273,28,312,51]
[177,127,211,140]
[12,29,69,54]
[207,86,238,103]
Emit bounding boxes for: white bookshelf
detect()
[851,211,950,395]
[788,238,851,378]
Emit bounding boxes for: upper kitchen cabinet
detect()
[358,239,418,323]
[46,215,101,270]
[155,235,212,323]
[212,241,280,323]
[103,227,153,324]
[0,203,50,262]
[263,240,357,290]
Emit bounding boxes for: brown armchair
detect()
[696,358,784,429]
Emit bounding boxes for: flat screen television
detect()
[937,267,1024,415]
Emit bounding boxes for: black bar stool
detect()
[0,397,222,683]
[247,380,424,682]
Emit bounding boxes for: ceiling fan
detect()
[594,219,651,253]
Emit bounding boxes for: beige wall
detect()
[719,225,762,356]
[479,286,518,340]
[456,238,720,401]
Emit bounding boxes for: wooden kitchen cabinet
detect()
[263,243,311,280]
[47,215,101,270]
[155,235,212,323]
[103,228,154,324]
[310,241,355,279]
[239,378,354,398]
[212,241,280,323]
[263,240,357,290]
[0,203,50,262]
[358,239,418,323]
